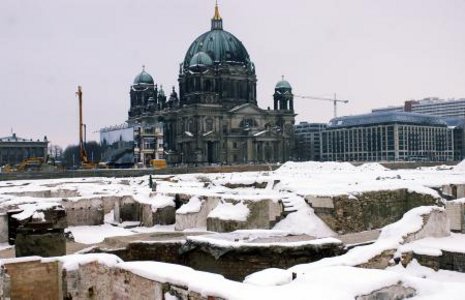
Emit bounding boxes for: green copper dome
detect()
[183,5,251,69]
[184,30,250,67]
[276,79,292,90]
[133,69,154,85]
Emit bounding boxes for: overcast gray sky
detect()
[1,0,465,148]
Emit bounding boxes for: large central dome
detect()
[183,5,251,67]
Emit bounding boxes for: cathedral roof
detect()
[133,67,154,85]
[183,4,251,68]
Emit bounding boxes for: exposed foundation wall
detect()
[140,203,154,227]
[0,213,8,243]
[446,201,465,233]
[100,196,119,214]
[62,261,113,300]
[62,198,104,226]
[307,189,438,234]
[118,196,141,222]
[207,199,283,233]
[442,184,465,199]
[181,241,344,281]
[125,241,184,263]
[152,206,176,225]
[3,258,62,300]
[403,208,450,243]
[15,231,66,257]
[406,250,465,273]
[112,268,164,300]
[175,196,220,231]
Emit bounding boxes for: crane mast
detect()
[76,86,89,165]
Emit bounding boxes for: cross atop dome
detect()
[211,1,223,30]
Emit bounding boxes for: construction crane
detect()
[294,93,349,118]
[75,86,92,168]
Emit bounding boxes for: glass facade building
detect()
[321,112,457,162]
[294,122,327,161]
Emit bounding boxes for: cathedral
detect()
[127,4,295,165]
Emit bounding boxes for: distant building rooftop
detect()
[0,133,47,143]
[328,112,448,129]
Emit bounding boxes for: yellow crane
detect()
[294,93,349,118]
[75,86,94,169]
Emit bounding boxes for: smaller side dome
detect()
[276,78,292,90]
[189,52,213,71]
[134,67,154,85]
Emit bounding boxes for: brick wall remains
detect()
[308,189,438,234]
[3,258,62,300]
[62,261,113,300]
[111,267,164,300]
[0,213,8,243]
[181,240,343,281]
[62,198,104,226]
[408,250,465,273]
[15,231,66,257]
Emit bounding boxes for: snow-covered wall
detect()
[175,196,220,231]
[446,200,465,233]
[308,189,439,234]
[62,198,104,226]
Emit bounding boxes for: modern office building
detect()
[0,133,48,166]
[373,97,465,119]
[320,112,459,162]
[294,122,327,161]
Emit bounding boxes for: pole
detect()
[77,86,83,154]
[333,93,337,118]
[76,86,88,164]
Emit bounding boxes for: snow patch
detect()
[177,196,203,214]
[208,201,249,221]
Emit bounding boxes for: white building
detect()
[373,97,465,118]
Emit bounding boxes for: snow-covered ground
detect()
[1,161,464,239]
[1,161,465,298]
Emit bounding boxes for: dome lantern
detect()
[211,1,223,30]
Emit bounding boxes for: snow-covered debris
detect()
[177,196,203,214]
[272,203,335,238]
[244,268,293,286]
[185,230,341,249]
[45,253,123,271]
[290,206,449,273]
[275,161,358,175]
[388,258,465,283]
[13,202,62,221]
[454,159,465,171]
[357,162,389,172]
[379,206,449,243]
[398,233,465,257]
[67,224,135,244]
[208,201,249,221]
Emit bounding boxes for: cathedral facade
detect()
[127,5,295,165]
